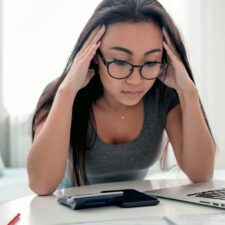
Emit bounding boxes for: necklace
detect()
[102,98,126,120]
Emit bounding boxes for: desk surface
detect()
[1,179,225,225]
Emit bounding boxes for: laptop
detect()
[145,180,225,209]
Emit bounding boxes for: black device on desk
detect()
[58,189,159,210]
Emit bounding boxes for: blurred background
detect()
[0,0,225,201]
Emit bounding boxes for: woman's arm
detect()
[27,88,75,195]
[27,25,106,195]
[165,87,215,182]
[161,28,215,182]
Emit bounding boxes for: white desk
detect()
[1,179,225,225]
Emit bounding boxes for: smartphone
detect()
[119,189,159,208]
[58,191,124,210]
[101,189,160,208]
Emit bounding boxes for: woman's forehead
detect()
[101,22,163,52]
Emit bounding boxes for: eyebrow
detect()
[108,46,162,55]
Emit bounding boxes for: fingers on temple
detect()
[163,28,181,62]
[83,41,101,63]
[82,25,102,49]
[91,25,106,46]
[79,25,106,57]
[163,41,177,63]
[162,28,178,56]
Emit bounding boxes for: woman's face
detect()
[97,21,163,106]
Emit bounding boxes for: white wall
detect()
[2,0,102,116]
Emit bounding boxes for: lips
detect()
[122,90,143,94]
[121,90,143,97]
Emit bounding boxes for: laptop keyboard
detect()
[187,188,225,200]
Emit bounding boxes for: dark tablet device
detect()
[58,191,124,210]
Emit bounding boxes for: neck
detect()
[104,95,127,107]
[102,97,127,120]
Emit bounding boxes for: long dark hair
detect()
[31,0,214,186]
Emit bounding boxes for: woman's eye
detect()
[113,59,128,66]
[145,61,158,67]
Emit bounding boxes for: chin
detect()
[121,89,146,102]
[119,95,143,106]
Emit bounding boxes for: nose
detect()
[125,67,143,85]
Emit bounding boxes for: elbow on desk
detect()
[187,171,214,183]
[29,180,56,196]
[181,163,214,183]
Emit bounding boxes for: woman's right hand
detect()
[60,25,106,95]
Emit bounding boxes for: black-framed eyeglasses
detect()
[97,49,167,80]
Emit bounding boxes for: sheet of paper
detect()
[59,216,169,225]
[164,213,225,225]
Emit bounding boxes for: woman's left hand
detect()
[158,28,195,93]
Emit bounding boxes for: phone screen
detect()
[117,189,160,207]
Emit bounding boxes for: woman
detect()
[27,0,215,195]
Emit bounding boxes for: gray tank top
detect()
[85,81,179,184]
[56,80,179,189]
